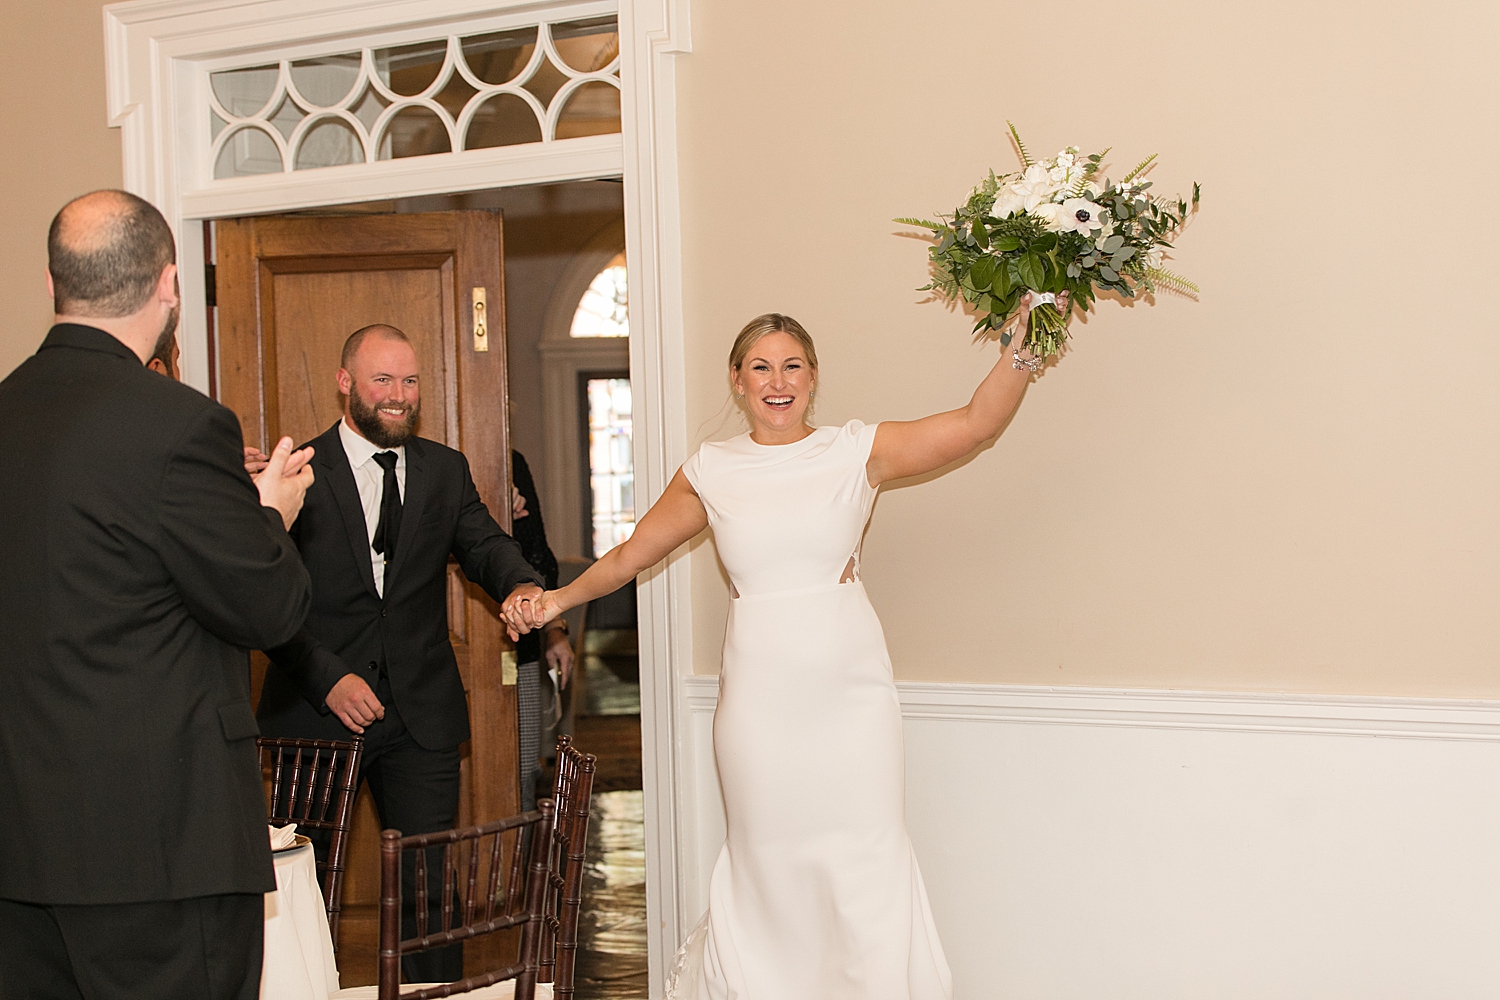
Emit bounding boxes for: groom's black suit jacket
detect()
[256,422,542,750]
[0,324,311,905]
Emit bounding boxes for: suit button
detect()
[368,661,378,671]
[380,609,387,618]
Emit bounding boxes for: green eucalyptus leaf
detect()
[1100,265,1119,282]
[1082,255,1096,268]
[1067,263,1081,279]
[1102,235,1125,253]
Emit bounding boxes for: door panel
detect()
[264,264,453,449]
[216,211,518,983]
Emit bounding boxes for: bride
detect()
[507,296,1054,999]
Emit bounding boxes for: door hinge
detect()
[204,263,217,308]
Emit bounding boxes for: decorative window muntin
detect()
[207,14,621,180]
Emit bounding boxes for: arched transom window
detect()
[569,253,628,338]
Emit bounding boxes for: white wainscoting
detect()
[679,677,1500,999]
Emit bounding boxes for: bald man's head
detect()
[48,190,176,318]
[341,324,411,370]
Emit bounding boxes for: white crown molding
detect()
[683,674,1500,742]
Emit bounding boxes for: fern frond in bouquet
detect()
[898,125,1200,363]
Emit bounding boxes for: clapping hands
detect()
[249,437,316,529]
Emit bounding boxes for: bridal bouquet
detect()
[897,124,1200,365]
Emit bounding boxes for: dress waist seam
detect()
[730,580,864,605]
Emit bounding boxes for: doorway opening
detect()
[222,178,646,996]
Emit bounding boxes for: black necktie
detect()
[371,451,402,560]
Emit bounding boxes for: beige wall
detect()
[7,1,1499,698]
[0,0,118,377]
[676,1,1500,695]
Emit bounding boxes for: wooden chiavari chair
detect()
[538,736,597,999]
[258,735,363,940]
[327,802,556,1000]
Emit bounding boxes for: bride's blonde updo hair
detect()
[728,313,819,375]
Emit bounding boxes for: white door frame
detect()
[104,0,693,992]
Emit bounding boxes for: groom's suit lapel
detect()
[389,436,430,585]
[316,423,380,600]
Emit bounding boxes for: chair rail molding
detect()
[105,0,692,992]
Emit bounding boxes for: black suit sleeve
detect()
[156,405,312,650]
[261,505,350,714]
[263,629,352,714]
[452,453,545,602]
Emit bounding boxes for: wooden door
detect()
[216,211,519,982]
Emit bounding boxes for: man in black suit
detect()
[255,323,544,980]
[0,190,316,999]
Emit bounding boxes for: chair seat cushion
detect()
[330,983,552,999]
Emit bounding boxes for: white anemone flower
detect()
[1055,198,1107,236]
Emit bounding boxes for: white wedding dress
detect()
[669,420,952,1000]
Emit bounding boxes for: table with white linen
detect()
[263,843,340,1000]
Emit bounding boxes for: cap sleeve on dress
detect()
[852,420,880,466]
[681,448,703,493]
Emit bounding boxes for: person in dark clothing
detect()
[510,450,574,808]
[0,189,314,1000]
[254,324,545,983]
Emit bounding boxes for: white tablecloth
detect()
[263,843,340,1000]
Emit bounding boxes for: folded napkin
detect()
[269,822,299,850]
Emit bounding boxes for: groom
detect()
[255,323,543,980]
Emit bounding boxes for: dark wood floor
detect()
[573,789,649,999]
[563,631,647,998]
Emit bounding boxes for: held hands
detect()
[325,673,385,734]
[499,584,561,641]
[254,437,316,530]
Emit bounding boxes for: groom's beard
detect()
[150,304,179,364]
[348,384,420,448]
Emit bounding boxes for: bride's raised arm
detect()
[865,290,1060,488]
[509,468,708,632]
